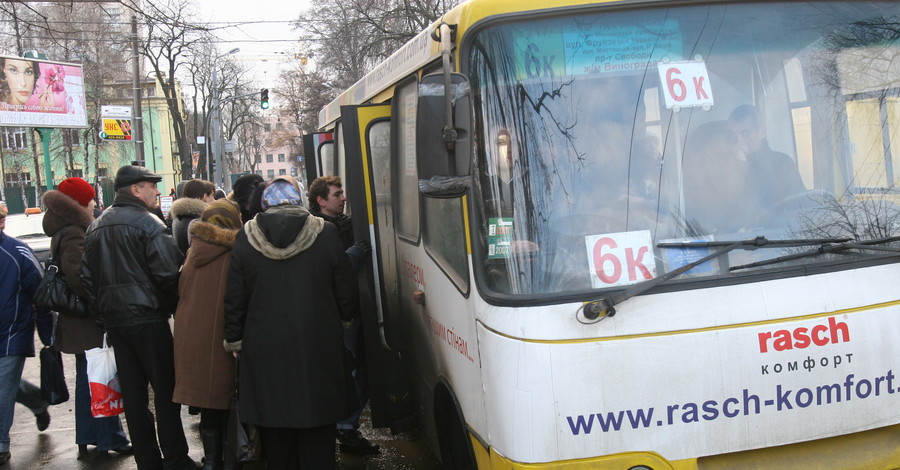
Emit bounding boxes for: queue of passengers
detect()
[0,164,375,470]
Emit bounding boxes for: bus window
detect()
[319,141,335,179]
[337,123,347,192]
[467,1,900,298]
[423,197,469,293]
[393,78,420,242]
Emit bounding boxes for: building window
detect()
[67,169,83,178]
[256,170,263,176]
[264,123,271,132]
[2,127,27,150]
[278,154,285,162]
[255,154,261,163]
[267,169,275,179]
[4,172,31,186]
[266,154,273,163]
[97,167,108,179]
[276,122,284,130]
[63,129,80,147]
[278,169,286,176]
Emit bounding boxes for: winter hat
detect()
[201,199,242,229]
[232,173,264,205]
[58,177,96,207]
[261,177,303,209]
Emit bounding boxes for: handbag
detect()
[227,357,262,463]
[32,227,88,317]
[39,346,69,405]
[85,334,124,417]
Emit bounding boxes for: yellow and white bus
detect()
[306,0,900,467]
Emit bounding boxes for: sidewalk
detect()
[6,340,438,469]
[9,347,211,470]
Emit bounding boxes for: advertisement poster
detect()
[0,56,88,128]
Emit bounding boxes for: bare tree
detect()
[274,60,333,134]
[220,81,264,177]
[290,0,460,104]
[184,40,254,179]
[136,0,211,180]
[275,0,460,141]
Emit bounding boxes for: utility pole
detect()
[131,15,145,166]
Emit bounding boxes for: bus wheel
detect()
[434,384,476,469]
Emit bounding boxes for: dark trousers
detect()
[259,425,335,470]
[107,322,191,470]
[16,379,46,415]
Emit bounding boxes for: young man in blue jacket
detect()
[0,203,53,465]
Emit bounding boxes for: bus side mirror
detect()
[417,72,472,197]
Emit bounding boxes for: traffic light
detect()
[260,88,269,109]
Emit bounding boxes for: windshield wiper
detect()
[582,236,849,321]
[729,235,900,271]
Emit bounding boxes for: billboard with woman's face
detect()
[0,56,87,128]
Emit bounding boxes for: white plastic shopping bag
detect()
[85,333,124,417]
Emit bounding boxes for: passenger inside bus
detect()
[683,120,759,234]
[727,105,807,207]
[683,108,811,235]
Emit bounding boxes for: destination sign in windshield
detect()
[513,20,683,79]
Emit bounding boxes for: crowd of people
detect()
[0,164,376,470]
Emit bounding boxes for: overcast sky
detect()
[192,0,309,88]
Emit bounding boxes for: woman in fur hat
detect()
[169,179,215,255]
[41,177,132,459]
[172,199,243,469]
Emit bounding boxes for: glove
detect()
[345,240,372,271]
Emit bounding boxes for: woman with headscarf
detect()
[173,199,243,470]
[224,176,358,469]
[41,177,132,459]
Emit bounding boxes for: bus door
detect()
[301,132,334,187]
[388,77,483,463]
[339,104,415,431]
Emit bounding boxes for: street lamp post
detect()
[209,47,239,187]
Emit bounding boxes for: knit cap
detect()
[201,199,242,229]
[57,177,95,207]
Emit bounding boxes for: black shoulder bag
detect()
[228,357,262,463]
[33,225,88,317]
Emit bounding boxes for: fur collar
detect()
[245,205,324,260]
[170,197,207,219]
[189,220,238,248]
[42,190,93,234]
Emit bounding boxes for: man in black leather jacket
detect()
[82,165,197,470]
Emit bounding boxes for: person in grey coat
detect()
[224,176,358,469]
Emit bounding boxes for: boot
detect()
[200,427,224,470]
[223,444,242,470]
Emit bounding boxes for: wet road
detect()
[8,344,441,469]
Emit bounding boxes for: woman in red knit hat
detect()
[41,178,133,459]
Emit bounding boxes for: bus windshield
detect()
[467,1,900,297]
